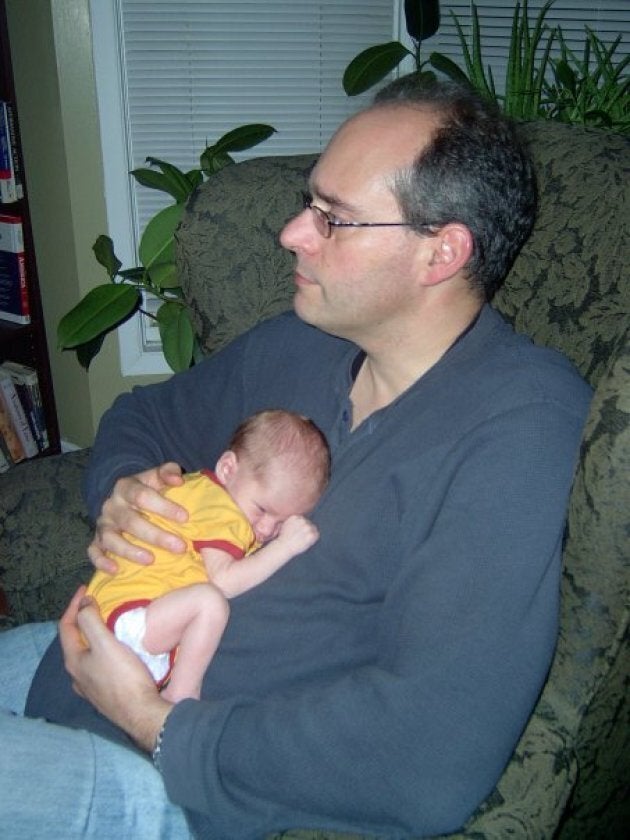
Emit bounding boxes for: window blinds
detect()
[116,0,395,228]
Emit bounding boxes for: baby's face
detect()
[224,463,314,543]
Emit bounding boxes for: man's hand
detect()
[59,587,172,753]
[88,462,188,573]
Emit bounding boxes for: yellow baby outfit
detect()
[86,469,259,640]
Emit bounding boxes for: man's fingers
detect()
[59,585,88,631]
[157,461,185,489]
[87,541,120,574]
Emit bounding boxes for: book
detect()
[0,430,11,471]
[5,103,23,200]
[0,383,25,463]
[0,101,17,203]
[0,367,38,457]
[1,360,48,450]
[0,213,29,324]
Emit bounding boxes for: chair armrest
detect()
[0,449,93,625]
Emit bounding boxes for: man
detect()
[1,78,591,838]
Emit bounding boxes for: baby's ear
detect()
[215,450,238,483]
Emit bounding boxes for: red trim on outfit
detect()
[192,539,246,559]
[106,598,153,632]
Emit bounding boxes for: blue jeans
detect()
[0,622,192,839]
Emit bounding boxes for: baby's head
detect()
[215,410,330,543]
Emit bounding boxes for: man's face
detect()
[280,106,437,346]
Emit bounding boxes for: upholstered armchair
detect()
[1,120,628,838]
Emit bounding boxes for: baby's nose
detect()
[255,518,274,542]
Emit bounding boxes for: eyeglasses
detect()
[301,191,436,239]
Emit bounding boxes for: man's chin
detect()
[293,298,348,340]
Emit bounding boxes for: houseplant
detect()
[343,1,557,119]
[57,123,275,372]
[343,0,441,95]
[344,1,629,132]
[544,27,629,132]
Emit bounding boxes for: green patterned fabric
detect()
[1,120,628,837]
[177,153,314,354]
[0,449,93,627]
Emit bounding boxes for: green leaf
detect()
[57,284,140,349]
[429,52,470,84]
[143,157,197,202]
[405,0,440,42]
[92,235,122,279]
[555,59,576,93]
[213,124,276,154]
[343,42,412,96]
[138,203,184,271]
[130,168,184,202]
[185,168,204,189]
[147,260,180,289]
[200,148,234,176]
[75,333,106,370]
[156,301,194,372]
[118,266,146,283]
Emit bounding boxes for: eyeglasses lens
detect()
[302,193,331,239]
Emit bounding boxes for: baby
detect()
[86,409,330,702]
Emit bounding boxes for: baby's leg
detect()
[143,583,230,703]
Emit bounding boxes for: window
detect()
[90,0,398,375]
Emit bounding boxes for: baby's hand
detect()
[275,515,319,555]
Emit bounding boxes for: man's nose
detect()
[280,207,319,253]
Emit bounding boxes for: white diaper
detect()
[112,606,172,683]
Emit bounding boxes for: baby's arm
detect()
[202,515,319,599]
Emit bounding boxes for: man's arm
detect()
[83,326,256,523]
[60,396,588,838]
[145,399,589,838]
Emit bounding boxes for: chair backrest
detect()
[176,120,629,838]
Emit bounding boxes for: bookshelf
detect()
[0,0,60,458]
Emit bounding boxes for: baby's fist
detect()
[277,515,319,554]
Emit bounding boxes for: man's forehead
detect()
[321,106,434,170]
[312,106,432,201]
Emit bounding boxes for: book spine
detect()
[0,371,38,457]
[0,102,16,203]
[0,214,29,323]
[0,386,25,462]
[0,427,12,470]
[5,103,23,200]
[24,373,48,450]
[0,361,47,451]
[28,377,48,450]
[16,250,29,319]
[11,377,42,451]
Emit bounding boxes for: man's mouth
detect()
[294,269,317,287]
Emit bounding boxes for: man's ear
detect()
[423,223,473,286]
[215,450,238,484]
